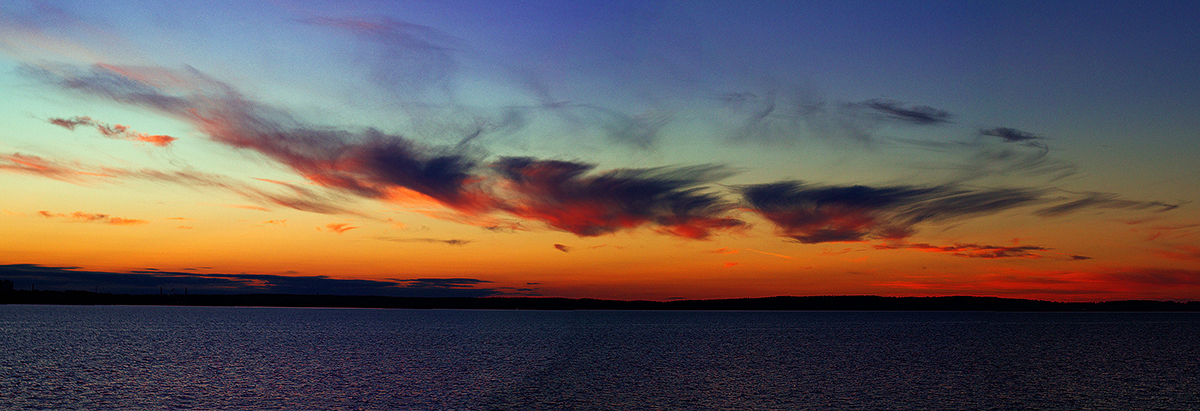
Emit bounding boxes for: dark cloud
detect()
[981,127,1043,143]
[739,181,1044,243]
[0,264,514,297]
[742,181,1182,244]
[874,242,1051,259]
[376,237,473,246]
[554,244,572,252]
[851,99,953,125]
[493,157,744,239]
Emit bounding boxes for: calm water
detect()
[1,306,1198,410]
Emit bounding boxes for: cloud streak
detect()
[48,116,177,146]
[851,99,953,125]
[38,210,148,225]
[873,242,1051,259]
[376,236,472,246]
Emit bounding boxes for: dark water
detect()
[2,306,1198,410]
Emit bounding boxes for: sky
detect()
[2,0,1199,301]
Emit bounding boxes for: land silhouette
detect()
[2,288,1198,311]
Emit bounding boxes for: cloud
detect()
[303,17,461,101]
[876,267,1200,301]
[707,247,739,255]
[0,264,517,297]
[744,249,794,259]
[19,63,1178,243]
[26,63,495,213]
[48,116,177,146]
[493,157,744,239]
[874,242,1051,259]
[554,244,572,252]
[850,99,953,125]
[981,127,1043,144]
[38,210,148,225]
[741,181,1182,244]
[376,236,473,246]
[0,152,356,215]
[324,223,358,234]
[739,181,1043,243]
[1156,245,1200,261]
[0,152,114,181]
[1036,191,1181,217]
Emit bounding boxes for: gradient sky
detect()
[2,0,1199,301]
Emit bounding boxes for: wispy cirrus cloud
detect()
[376,236,472,246]
[849,99,953,125]
[38,210,147,225]
[1,152,356,215]
[0,152,114,181]
[981,127,1044,145]
[48,116,177,146]
[873,241,1052,259]
[1036,191,1181,217]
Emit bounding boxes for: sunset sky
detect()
[2,0,1199,301]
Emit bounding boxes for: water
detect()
[2,306,1198,410]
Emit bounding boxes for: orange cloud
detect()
[0,153,113,182]
[745,249,793,259]
[324,223,358,234]
[38,210,148,225]
[48,116,177,146]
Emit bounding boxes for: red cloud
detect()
[877,267,1200,301]
[1157,245,1200,261]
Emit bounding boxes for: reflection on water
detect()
[2,306,1198,410]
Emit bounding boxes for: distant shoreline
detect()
[3,290,1199,311]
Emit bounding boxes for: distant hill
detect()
[3,289,1199,311]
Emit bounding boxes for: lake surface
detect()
[2,305,1198,410]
